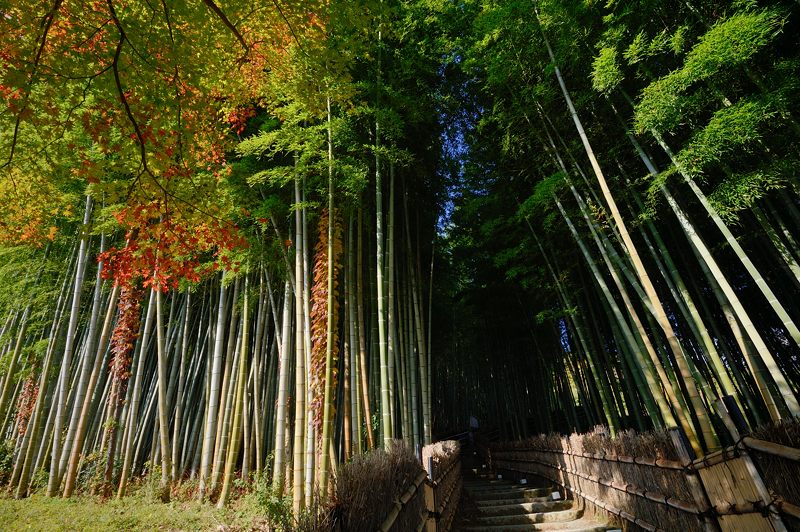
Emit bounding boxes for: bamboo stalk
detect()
[742,436,800,461]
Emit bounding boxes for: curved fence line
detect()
[490,419,800,532]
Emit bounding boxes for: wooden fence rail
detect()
[742,436,800,524]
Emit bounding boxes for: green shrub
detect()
[0,439,14,485]
[76,451,107,494]
[253,473,293,530]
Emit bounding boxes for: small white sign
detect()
[551,491,562,500]
[497,474,503,480]
[519,478,527,485]
[481,464,487,469]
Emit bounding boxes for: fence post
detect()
[424,480,437,532]
[716,399,788,532]
[668,427,718,532]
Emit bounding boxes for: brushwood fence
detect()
[376,440,462,532]
[488,402,800,532]
[422,440,462,532]
[334,440,462,532]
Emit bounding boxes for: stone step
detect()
[476,495,552,507]
[477,500,573,517]
[474,507,582,526]
[464,481,522,490]
[464,481,548,490]
[459,469,608,532]
[468,487,553,501]
[464,477,511,484]
[460,517,608,531]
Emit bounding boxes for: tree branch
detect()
[107,0,152,181]
[271,0,307,57]
[2,0,64,171]
[202,0,249,57]
[107,0,236,229]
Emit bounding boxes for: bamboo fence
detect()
[375,441,462,532]
[740,436,800,530]
[427,441,462,532]
[491,438,700,531]
[490,418,800,532]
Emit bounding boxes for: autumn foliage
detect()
[310,210,343,434]
[108,284,144,398]
[14,376,38,437]
[0,0,327,247]
[98,200,247,293]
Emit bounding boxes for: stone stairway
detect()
[458,475,609,531]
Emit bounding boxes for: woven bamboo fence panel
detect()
[491,446,702,531]
[695,453,773,532]
[743,436,800,530]
[490,425,800,532]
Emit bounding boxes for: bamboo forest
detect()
[3,0,800,530]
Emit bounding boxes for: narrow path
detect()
[457,471,609,531]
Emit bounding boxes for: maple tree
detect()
[98,201,247,291]
[0,0,326,245]
[0,0,445,518]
